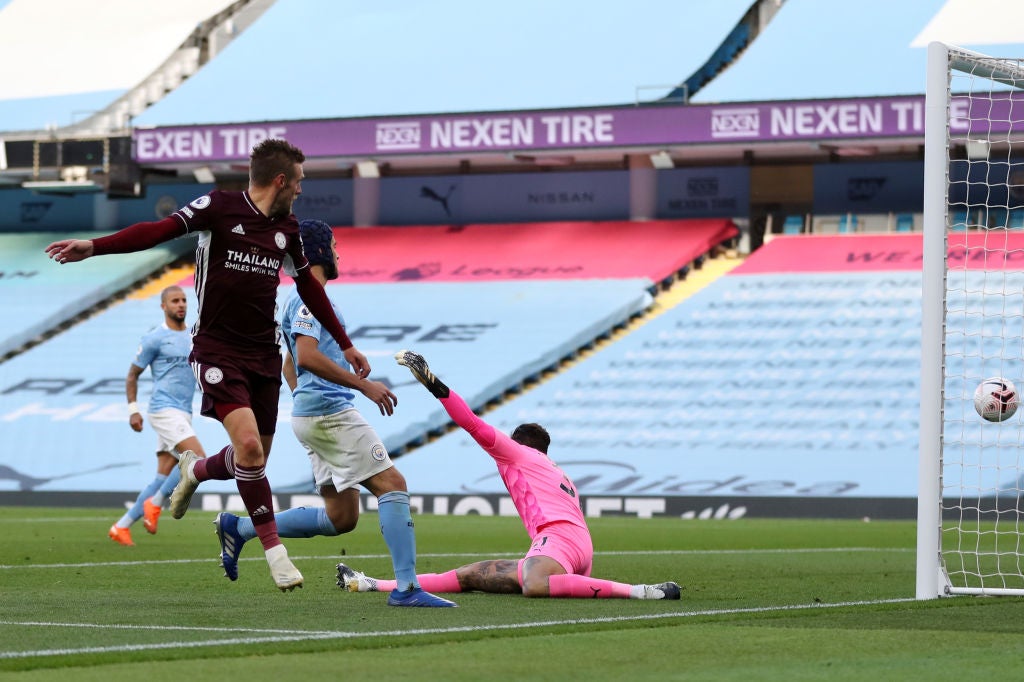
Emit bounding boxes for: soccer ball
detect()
[974,377,1019,422]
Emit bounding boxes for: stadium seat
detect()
[782,216,803,234]
[1009,210,1024,229]
[949,209,968,231]
[895,213,914,232]
[986,207,1008,229]
[838,214,858,233]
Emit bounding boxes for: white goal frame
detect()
[918,42,1024,599]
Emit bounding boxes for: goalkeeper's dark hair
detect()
[511,423,550,454]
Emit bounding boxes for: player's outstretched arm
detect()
[395,350,449,398]
[395,350,498,448]
[45,239,94,263]
[47,218,184,263]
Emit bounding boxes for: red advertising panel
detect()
[733,232,1024,274]
[280,219,738,284]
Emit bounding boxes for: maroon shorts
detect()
[190,350,283,435]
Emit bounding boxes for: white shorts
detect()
[291,408,393,492]
[147,408,197,457]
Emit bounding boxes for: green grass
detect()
[1,507,1023,680]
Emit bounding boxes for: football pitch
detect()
[1,508,1022,680]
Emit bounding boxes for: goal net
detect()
[918,43,1024,598]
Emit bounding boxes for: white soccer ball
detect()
[974,377,1019,422]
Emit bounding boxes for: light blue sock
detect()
[235,506,335,540]
[378,491,417,592]
[121,475,165,525]
[151,466,181,507]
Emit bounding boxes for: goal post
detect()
[918,42,1024,598]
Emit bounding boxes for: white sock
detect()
[265,544,287,563]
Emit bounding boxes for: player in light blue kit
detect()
[212,219,455,607]
[108,286,209,546]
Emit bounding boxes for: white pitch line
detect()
[0,598,917,660]
[6,517,114,523]
[0,547,911,571]
[0,621,337,635]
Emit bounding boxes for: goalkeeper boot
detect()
[387,587,457,608]
[266,544,303,592]
[336,563,379,592]
[394,350,450,398]
[169,450,201,520]
[635,582,681,600]
[142,497,162,534]
[214,512,246,581]
[108,525,134,547]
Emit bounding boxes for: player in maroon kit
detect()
[45,139,368,592]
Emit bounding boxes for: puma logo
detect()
[420,185,456,217]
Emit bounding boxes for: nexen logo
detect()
[710,108,760,138]
[376,122,421,150]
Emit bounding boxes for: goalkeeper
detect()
[337,350,680,600]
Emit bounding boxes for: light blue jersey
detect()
[280,290,357,417]
[132,324,195,413]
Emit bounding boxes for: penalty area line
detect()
[0,597,916,659]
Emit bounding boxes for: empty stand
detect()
[0,279,654,494]
[0,233,192,357]
[838,213,859,233]
[396,234,931,513]
[3,217,737,496]
[895,213,915,232]
[782,216,804,234]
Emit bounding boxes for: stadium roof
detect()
[0,0,1023,134]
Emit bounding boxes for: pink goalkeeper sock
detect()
[548,574,632,599]
[414,571,463,593]
[372,570,462,593]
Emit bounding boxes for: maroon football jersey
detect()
[171,190,309,358]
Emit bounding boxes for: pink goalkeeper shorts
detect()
[517,521,594,583]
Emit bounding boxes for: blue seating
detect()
[895,214,914,232]
[1009,210,1024,229]
[949,209,968,231]
[782,216,803,234]
[395,242,926,499]
[0,233,190,357]
[986,207,1008,229]
[838,214,858,233]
